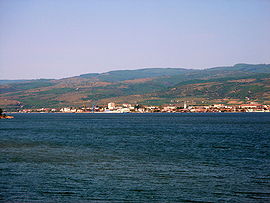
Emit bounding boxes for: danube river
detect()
[1,113,270,202]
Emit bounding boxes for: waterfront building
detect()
[108,102,116,110]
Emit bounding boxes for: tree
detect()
[134,104,144,109]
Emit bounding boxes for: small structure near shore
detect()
[0,108,14,119]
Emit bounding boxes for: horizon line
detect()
[0,63,268,81]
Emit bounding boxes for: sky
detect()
[0,0,270,79]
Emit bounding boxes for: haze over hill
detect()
[0,64,270,109]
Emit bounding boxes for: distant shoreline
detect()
[6,111,270,114]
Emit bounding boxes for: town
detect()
[16,102,270,113]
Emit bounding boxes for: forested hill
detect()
[1,64,270,109]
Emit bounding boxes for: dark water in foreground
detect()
[1,113,270,202]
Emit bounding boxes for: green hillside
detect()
[1,64,270,109]
[78,68,191,82]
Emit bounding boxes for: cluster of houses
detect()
[17,102,270,113]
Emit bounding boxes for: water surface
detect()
[1,113,270,202]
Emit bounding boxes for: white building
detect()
[108,102,116,110]
[123,103,132,108]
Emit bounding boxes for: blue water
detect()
[1,113,270,202]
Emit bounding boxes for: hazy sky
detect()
[0,0,270,79]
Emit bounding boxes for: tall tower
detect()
[92,104,95,113]
[184,101,187,109]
